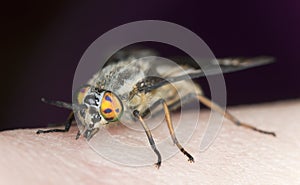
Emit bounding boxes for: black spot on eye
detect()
[105,95,112,102]
[103,108,112,113]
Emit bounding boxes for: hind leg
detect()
[197,95,276,137]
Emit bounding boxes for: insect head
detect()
[73,85,123,140]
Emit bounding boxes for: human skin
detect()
[1,100,300,185]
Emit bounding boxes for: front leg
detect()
[133,110,162,169]
[36,112,75,134]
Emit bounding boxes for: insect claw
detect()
[271,132,276,137]
[154,161,161,169]
[265,131,276,137]
[254,128,276,137]
[75,130,81,140]
[188,157,195,163]
[36,130,43,134]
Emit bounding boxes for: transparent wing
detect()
[207,56,275,74]
[139,56,275,92]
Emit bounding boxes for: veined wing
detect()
[139,56,275,92]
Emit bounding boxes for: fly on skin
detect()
[37,49,276,168]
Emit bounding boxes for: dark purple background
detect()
[1,0,299,130]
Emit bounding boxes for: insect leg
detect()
[140,98,162,118]
[36,112,75,134]
[161,100,194,163]
[197,95,276,137]
[133,110,162,169]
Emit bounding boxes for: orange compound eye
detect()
[100,92,123,122]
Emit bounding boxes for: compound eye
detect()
[100,92,123,122]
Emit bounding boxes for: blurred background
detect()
[1,0,299,131]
